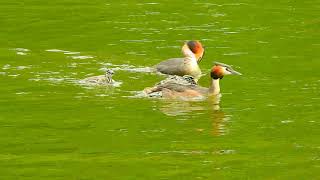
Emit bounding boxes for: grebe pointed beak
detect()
[213,61,242,76]
[228,69,242,75]
[198,46,205,62]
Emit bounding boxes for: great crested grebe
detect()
[155,40,205,81]
[145,62,241,99]
[81,69,115,85]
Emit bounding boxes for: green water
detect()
[1,0,319,179]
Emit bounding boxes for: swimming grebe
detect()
[155,40,205,81]
[145,62,241,99]
[81,69,115,85]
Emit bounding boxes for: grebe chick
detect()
[145,62,241,99]
[155,40,205,81]
[81,69,115,85]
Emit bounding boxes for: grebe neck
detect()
[184,54,197,61]
[208,78,220,95]
[184,56,198,65]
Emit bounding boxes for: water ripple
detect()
[136,2,160,5]
[70,55,94,60]
[99,63,155,73]
[223,52,248,56]
[11,48,30,55]
[120,39,153,43]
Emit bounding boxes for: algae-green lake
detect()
[0,0,319,179]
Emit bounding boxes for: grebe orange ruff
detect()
[145,62,241,99]
[155,40,205,81]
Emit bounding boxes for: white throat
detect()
[184,56,198,66]
[209,78,220,95]
[182,45,197,61]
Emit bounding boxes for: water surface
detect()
[0,0,319,179]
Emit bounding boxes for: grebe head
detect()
[105,69,114,76]
[105,69,114,83]
[181,40,205,61]
[211,62,242,79]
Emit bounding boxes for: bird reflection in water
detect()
[158,95,230,136]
